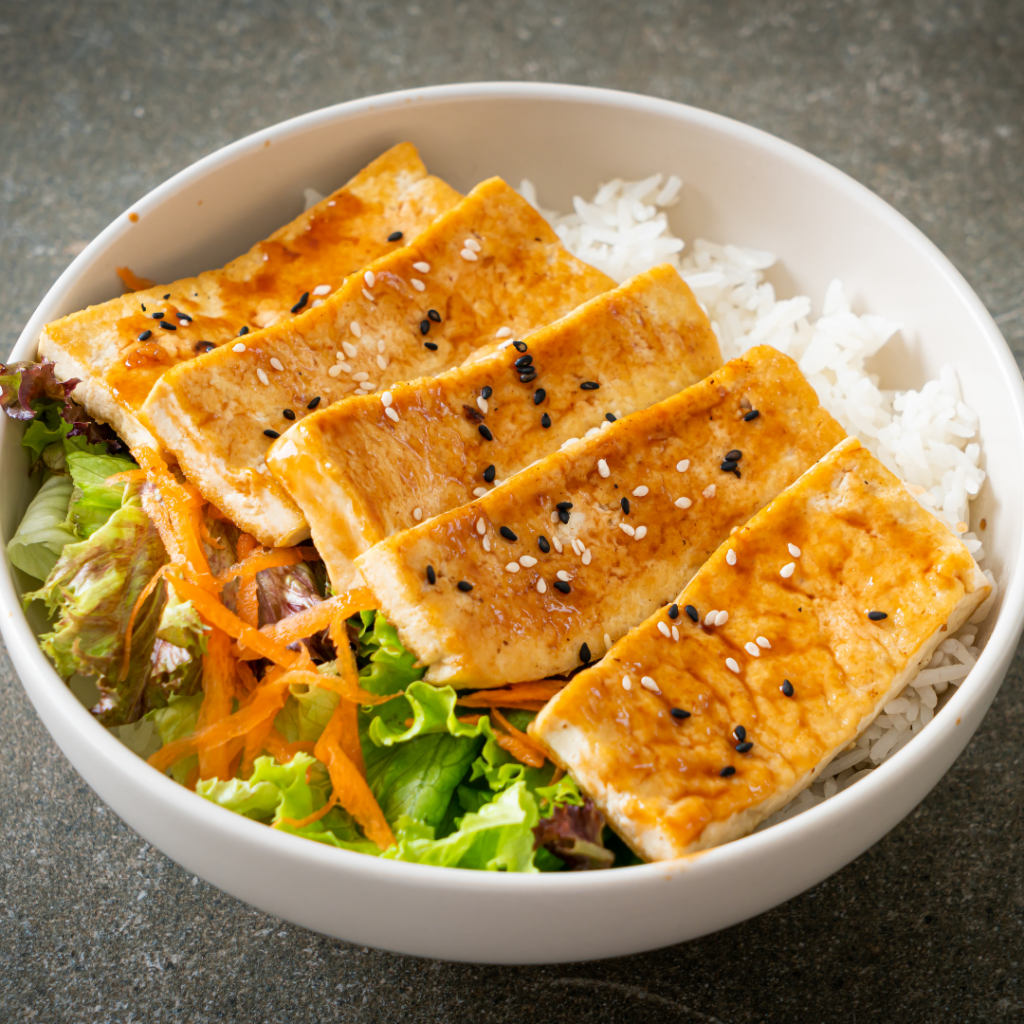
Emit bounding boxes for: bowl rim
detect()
[4,80,1024,897]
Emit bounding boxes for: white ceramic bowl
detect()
[3,83,1023,964]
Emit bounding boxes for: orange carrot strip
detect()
[197,516,225,550]
[214,547,303,591]
[457,680,566,708]
[237,577,260,628]
[119,563,174,681]
[261,590,374,648]
[492,732,547,769]
[196,628,235,781]
[263,729,316,764]
[490,708,548,768]
[315,705,394,850]
[104,468,148,486]
[275,668,396,707]
[277,795,341,830]
[235,659,259,695]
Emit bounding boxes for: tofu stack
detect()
[266,264,722,590]
[39,143,462,449]
[530,437,991,861]
[140,178,613,547]
[356,346,846,686]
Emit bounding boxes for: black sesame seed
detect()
[137,329,152,341]
[162,293,170,300]
[720,766,736,778]
[620,497,630,515]
[514,354,533,369]
[457,580,474,592]
[513,340,528,353]
[159,320,176,331]
[668,604,679,619]
[734,725,747,741]
[388,230,403,242]
[151,311,165,319]
[579,642,591,664]
[558,509,570,524]
[519,371,537,383]
[538,536,551,554]
[194,340,215,354]
[478,424,493,441]
[744,409,760,421]
[684,604,699,622]
[726,450,742,462]
[427,309,441,323]
[141,304,146,312]
[238,326,249,336]
[420,320,431,335]
[553,579,571,594]
[178,313,192,323]
[263,429,280,439]
[283,409,296,420]
[580,381,600,391]
[483,464,496,483]
[605,413,616,422]
[307,396,321,410]
[481,386,493,400]
[781,679,795,697]
[720,460,737,473]
[291,292,309,314]
[670,708,691,720]
[556,501,573,511]
[868,610,888,620]
[424,341,439,351]
[426,565,436,585]
[735,741,753,753]
[499,526,518,541]
[533,388,546,405]
[541,413,551,428]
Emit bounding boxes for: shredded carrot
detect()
[197,516,225,550]
[456,680,566,709]
[490,708,549,769]
[235,659,259,695]
[262,728,316,764]
[104,468,148,486]
[549,766,565,785]
[237,577,260,628]
[196,627,235,781]
[120,563,174,681]
[315,703,394,850]
[116,266,156,292]
[257,589,374,650]
[214,546,303,592]
[334,635,368,775]
[277,795,341,830]
[276,668,396,707]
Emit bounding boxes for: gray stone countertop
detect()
[1,1,1022,1020]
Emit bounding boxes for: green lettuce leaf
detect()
[147,693,203,784]
[273,671,341,745]
[64,449,136,538]
[6,474,77,581]
[352,611,425,696]
[148,593,209,708]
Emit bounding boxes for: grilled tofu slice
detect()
[530,436,990,861]
[267,264,721,590]
[356,345,846,686]
[38,143,462,450]
[141,178,614,548]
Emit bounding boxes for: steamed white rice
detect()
[520,173,997,826]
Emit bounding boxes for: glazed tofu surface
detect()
[140,177,614,547]
[267,264,721,590]
[38,143,461,450]
[356,346,846,686]
[530,437,991,861]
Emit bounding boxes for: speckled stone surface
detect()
[2,1,1023,1020]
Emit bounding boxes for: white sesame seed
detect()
[622,675,632,691]
[312,299,323,308]
[582,550,592,565]
[473,487,488,498]
[376,339,385,353]
[477,397,489,414]
[342,341,358,358]
[460,248,478,261]
[270,357,284,372]
[336,360,352,372]
[350,322,362,338]
[519,555,537,567]
[556,570,570,582]
[560,438,581,450]
[413,261,431,273]
[674,496,692,509]
[360,381,376,392]
[676,459,689,472]
[788,543,802,557]
[671,625,679,641]
[385,407,399,423]
[600,420,611,431]
[256,368,269,386]
[483,536,491,552]
[726,658,740,674]
[552,537,563,553]
[745,642,760,657]
[584,427,600,438]
[496,326,512,339]
[757,636,771,649]
[364,271,376,288]
[703,484,717,499]
[413,507,423,521]
[381,391,393,407]
[231,342,246,353]
[411,279,425,291]
[313,284,331,296]
[376,354,388,370]
[353,372,369,382]
[619,523,636,537]
[658,622,671,638]
[604,633,612,649]
[506,562,520,573]
[634,525,648,540]
[362,288,375,302]
[328,365,342,378]
[464,237,482,252]
[571,538,582,556]
[498,340,514,350]
[536,579,547,594]
[726,549,737,566]
[780,562,796,578]
[705,610,718,626]
[632,485,649,497]
[476,518,486,535]
[641,676,660,693]
[550,511,560,523]
[715,610,729,626]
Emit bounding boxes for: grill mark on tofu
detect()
[267,264,721,590]
[355,346,847,687]
[530,437,991,862]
